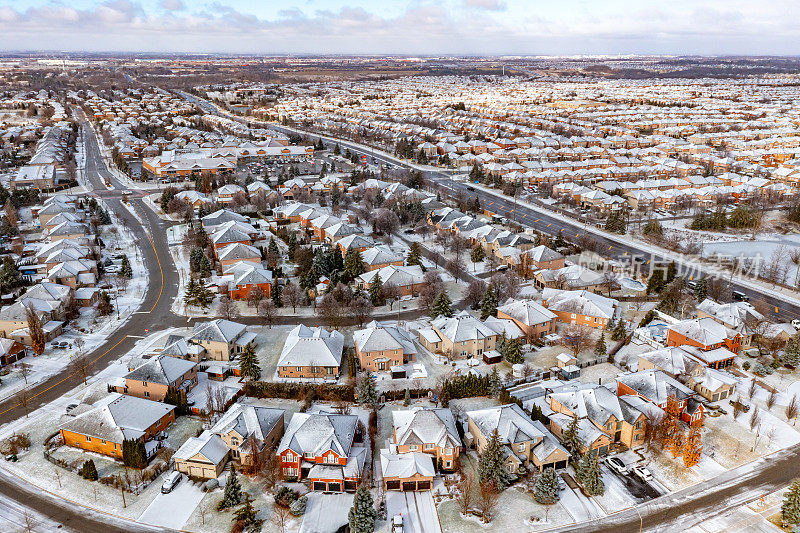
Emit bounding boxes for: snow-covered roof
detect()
[380,449,435,479]
[278,324,345,367]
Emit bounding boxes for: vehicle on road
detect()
[732,290,749,302]
[161,471,181,494]
[631,465,653,482]
[606,456,627,474]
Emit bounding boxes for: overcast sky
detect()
[0,0,798,55]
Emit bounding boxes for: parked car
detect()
[605,456,627,474]
[392,515,404,533]
[631,465,653,482]
[161,471,181,494]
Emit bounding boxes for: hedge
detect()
[244,381,355,402]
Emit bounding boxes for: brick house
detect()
[392,407,462,470]
[277,325,344,380]
[353,321,417,372]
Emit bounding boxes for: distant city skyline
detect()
[0,0,797,56]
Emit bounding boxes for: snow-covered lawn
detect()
[138,473,205,529]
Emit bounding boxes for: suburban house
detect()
[361,245,404,271]
[379,449,435,492]
[115,354,198,402]
[616,369,704,424]
[277,412,366,492]
[541,288,618,329]
[353,321,417,372]
[636,346,737,402]
[549,412,613,457]
[666,317,742,358]
[497,299,558,341]
[0,338,25,367]
[187,319,256,362]
[277,325,345,380]
[417,311,501,358]
[467,404,570,473]
[392,407,462,469]
[223,262,273,300]
[547,383,658,450]
[59,394,175,460]
[697,298,762,349]
[357,264,425,296]
[174,404,285,479]
[527,245,566,270]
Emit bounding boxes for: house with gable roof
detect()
[277,325,345,380]
[392,407,461,469]
[353,321,417,372]
[115,354,198,402]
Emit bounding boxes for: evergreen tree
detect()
[594,333,607,360]
[122,439,146,469]
[665,262,677,284]
[784,479,800,527]
[369,275,385,306]
[0,256,21,291]
[232,494,261,529]
[470,245,485,264]
[348,484,377,533]
[80,459,98,481]
[785,333,800,368]
[404,387,411,406]
[120,254,133,279]
[576,453,605,496]
[533,468,560,505]
[430,291,453,318]
[606,315,616,331]
[553,231,567,249]
[219,468,243,510]
[356,372,378,405]
[406,242,423,266]
[611,320,627,342]
[239,344,261,381]
[272,280,283,307]
[561,414,584,458]
[287,233,298,259]
[487,367,502,399]
[694,278,707,302]
[268,237,280,257]
[503,337,524,364]
[344,248,367,280]
[480,285,498,320]
[477,429,511,489]
[646,269,665,295]
[199,255,211,278]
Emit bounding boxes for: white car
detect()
[605,456,627,475]
[161,471,181,494]
[631,465,653,482]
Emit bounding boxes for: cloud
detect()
[159,0,185,11]
[0,0,797,55]
[463,0,506,11]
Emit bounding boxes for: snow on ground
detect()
[558,483,605,522]
[0,204,149,402]
[138,473,205,530]
[300,492,353,533]
[385,490,442,533]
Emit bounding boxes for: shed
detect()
[482,350,502,365]
[391,366,407,379]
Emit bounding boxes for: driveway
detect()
[385,491,442,533]
[138,474,204,530]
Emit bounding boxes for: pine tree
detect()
[271,280,283,307]
[480,285,498,320]
[120,254,133,279]
[477,429,510,489]
[344,248,367,280]
[239,344,261,381]
[369,274,385,306]
[576,453,605,496]
[786,333,800,368]
[219,468,243,510]
[665,262,677,284]
[487,367,502,399]
[594,333,607,360]
[348,484,377,533]
[268,237,280,257]
[287,233,298,259]
[356,372,377,405]
[783,479,800,527]
[694,278,707,302]
[533,468,560,505]
[503,337,523,364]
[561,414,584,458]
[611,320,627,341]
[80,459,98,481]
[646,269,665,295]
[470,245,485,264]
[233,494,260,528]
[404,387,411,406]
[406,242,422,266]
[0,256,21,292]
[430,291,453,318]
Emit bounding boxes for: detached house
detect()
[666,317,742,359]
[353,321,417,372]
[188,319,256,362]
[497,299,558,341]
[392,407,462,470]
[117,354,198,402]
[617,369,703,424]
[542,288,618,329]
[277,325,345,380]
[418,311,501,358]
[467,404,570,474]
[277,412,366,492]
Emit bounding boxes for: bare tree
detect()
[197,500,208,525]
[457,471,474,515]
[246,286,266,308]
[767,389,779,411]
[53,469,62,488]
[271,504,291,533]
[258,299,277,329]
[786,395,799,426]
[70,354,92,387]
[732,396,744,420]
[281,282,301,312]
[218,296,239,320]
[17,362,32,385]
[477,482,499,522]
[23,509,36,533]
[747,380,758,401]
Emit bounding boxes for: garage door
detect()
[344,481,357,492]
[555,460,567,469]
[327,482,341,493]
[402,481,417,491]
[313,482,327,491]
[416,480,431,491]
[386,480,400,490]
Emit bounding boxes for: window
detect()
[101,440,106,445]
[327,367,334,375]
[518,443,525,453]
[304,452,313,459]
[285,452,293,461]
[86,436,91,442]
[144,391,150,398]
[142,382,148,387]
[424,443,434,450]
[506,464,514,473]
[297,367,302,371]
[410,445,418,451]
